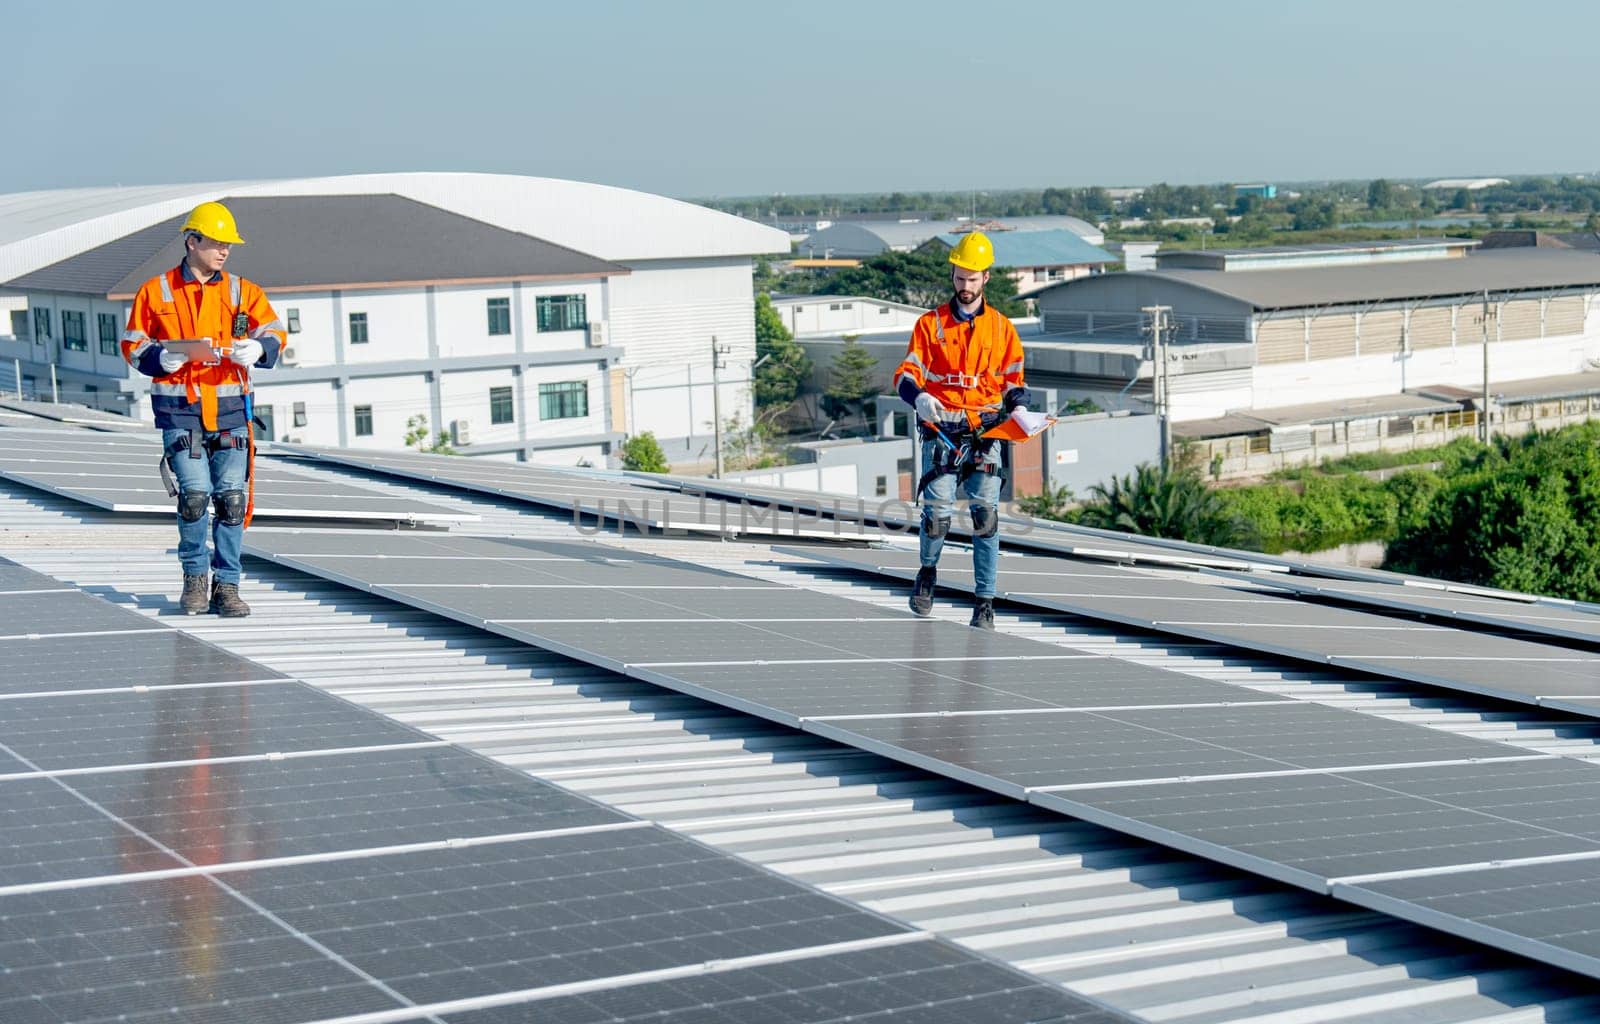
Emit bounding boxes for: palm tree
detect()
[1078,463,1259,549]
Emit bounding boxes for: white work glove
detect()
[158,348,187,374]
[914,392,946,423]
[228,338,263,366]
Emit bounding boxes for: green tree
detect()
[818,249,1025,318]
[1451,188,1474,212]
[752,293,811,407]
[1586,211,1600,232]
[1367,178,1394,210]
[620,431,670,473]
[1384,424,1600,600]
[823,340,880,419]
[1077,463,1259,548]
[403,414,455,455]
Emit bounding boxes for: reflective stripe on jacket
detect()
[121,265,286,431]
[894,302,1025,428]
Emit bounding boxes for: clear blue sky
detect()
[7,0,1594,198]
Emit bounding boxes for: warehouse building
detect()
[1032,247,1600,469]
[0,173,789,464]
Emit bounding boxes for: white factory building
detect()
[0,173,789,465]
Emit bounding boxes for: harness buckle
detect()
[947,372,980,389]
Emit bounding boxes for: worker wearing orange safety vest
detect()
[893,231,1032,630]
[121,201,285,618]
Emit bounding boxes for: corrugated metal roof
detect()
[6,194,627,296]
[1045,249,1600,311]
[7,461,1600,1021]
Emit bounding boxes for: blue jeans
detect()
[162,427,249,585]
[917,437,1002,598]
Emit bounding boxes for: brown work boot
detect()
[180,573,209,615]
[209,580,251,618]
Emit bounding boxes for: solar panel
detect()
[0,397,151,432]
[0,631,287,695]
[440,939,1127,1024]
[0,559,1129,1024]
[0,589,171,637]
[0,429,474,523]
[1207,570,1600,646]
[646,472,1280,570]
[241,530,1600,981]
[785,545,1600,716]
[290,444,882,540]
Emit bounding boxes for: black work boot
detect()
[180,573,209,615]
[909,566,936,617]
[209,580,251,618]
[969,597,995,630]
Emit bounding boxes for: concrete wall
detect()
[770,297,924,337]
[1041,411,1161,496]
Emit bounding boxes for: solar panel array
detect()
[0,555,1126,1024]
[0,397,153,432]
[790,546,1600,717]
[243,529,1600,982]
[0,428,473,524]
[649,473,1280,570]
[1204,569,1600,646]
[291,445,881,541]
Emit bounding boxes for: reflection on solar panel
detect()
[0,555,1125,1024]
[0,397,151,431]
[648,473,1278,570]
[788,545,1600,717]
[1204,569,1600,646]
[242,530,1600,981]
[0,429,474,523]
[292,445,880,540]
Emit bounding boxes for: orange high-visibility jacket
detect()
[894,301,1025,429]
[121,265,285,432]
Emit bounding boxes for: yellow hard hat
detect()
[948,231,994,271]
[180,201,245,245]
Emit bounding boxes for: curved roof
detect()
[0,172,790,283]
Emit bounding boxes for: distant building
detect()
[798,215,1104,260]
[1423,177,1510,190]
[1033,248,1600,433]
[1154,237,1478,273]
[0,173,789,465]
[1107,241,1161,272]
[767,295,925,337]
[1233,183,1277,199]
[919,230,1117,296]
[1480,229,1600,254]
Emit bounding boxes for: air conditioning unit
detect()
[587,320,607,348]
[451,418,472,446]
[278,343,300,366]
[284,434,304,445]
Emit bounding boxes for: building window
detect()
[97,313,119,355]
[538,380,588,420]
[255,404,275,440]
[293,401,307,427]
[61,311,87,352]
[842,302,853,310]
[286,308,302,333]
[354,404,373,437]
[535,294,587,332]
[487,297,511,336]
[32,307,52,340]
[348,312,368,344]
[489,385,514,424]
[1033,268,1047,283]
[878,305,890,314]
[875,475,888,497]
[829,303,842,311]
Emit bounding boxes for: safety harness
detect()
[154,270,257,527]
[915,420,1001,500]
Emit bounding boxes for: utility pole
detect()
[1480,290,1494,443]
[1142,305,1172,466]
[710,336,729,478]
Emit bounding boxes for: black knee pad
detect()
[178,491,210,522]
[970,503,999,538]
[214,490,246,526]
[922,511,950,538]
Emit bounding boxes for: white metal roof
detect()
[0,172,792,283]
